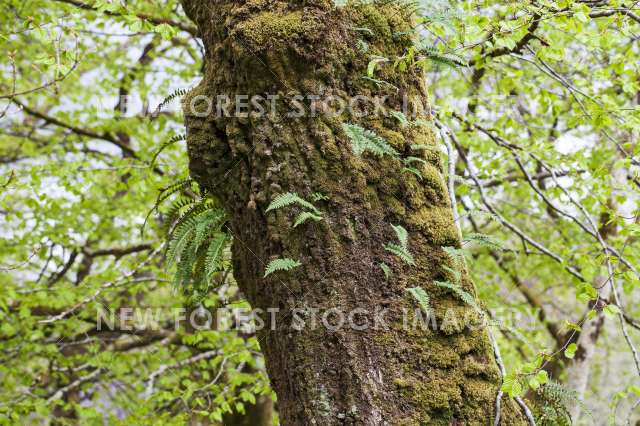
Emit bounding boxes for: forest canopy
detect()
[0,0,639,425]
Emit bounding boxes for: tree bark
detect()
[180,1,527,424]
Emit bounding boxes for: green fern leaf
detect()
[462,233,504,251]
[391,224,409,250]
[406,287,432,315]
[150,134,186,165]
[384,243,415,266]
[265,192,320,215]
[293,211,323,228]
[264,258,302,278]
[342,123,399,158]
[434,280,481,313]
[205,233,227,279]
[379,262,392,280]
[402,166,423,179]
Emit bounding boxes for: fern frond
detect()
[390,224,409,250]
[154,87,189,114]
[265,192,320,215]
[150,134,186,166]
[442,246,465,265]
[204,233,227,280]
[462,233,505,251]
[379,262,392,280]
[384,243,415,266]
[417,46,467,68]
[389,110,409,127]
[293,212,323,228]
[342,123,399,158]
[406,287,432,315]
[264,258,302,278]
[441,264,462,284]
[142,178,194,236]
[402,166,423,179]
[434,280,481,313]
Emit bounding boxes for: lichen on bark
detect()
[180,0,528,424]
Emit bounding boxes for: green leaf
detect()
[565,343,578,359]
[293,211,323,228]
[603,304,621,318]
[264,258,302,277]
[406,287,431,315]
[265,192,320,215]
[342,123,399,158]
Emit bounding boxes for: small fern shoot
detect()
[264,258,302,278]
[293,211,323,228]
[265,192,321,215]
[406,287,432,316]
[384,224,415,266]
[342,123,399,158]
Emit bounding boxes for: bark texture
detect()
[180,1,527,424]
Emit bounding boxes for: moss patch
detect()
[235,11,305,50]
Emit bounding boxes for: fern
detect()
[406,287,432,315]
[265,192,321,215]
[535,380,590,425]
[417,45,467,68]
[264,258,302,278]
[342,123,399,158]
[391,224,409,248]
[154,87,189,114]
[402,166,423,179]
[385,243,415,266]
[293,211,323,228]
[379,262,392,280]
[462,233,505,251]
[142,178,194,236]
[159,191,229,290]
[389,110,409,127]
[385,224,415,266]
[434,280,482,314]
[150,134,186,166]
[204,233,226,280]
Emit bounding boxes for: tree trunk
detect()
[180,1,527,424]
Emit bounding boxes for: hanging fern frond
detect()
[142,178,194,236]
[402,166,423,179]
[204,233,227,280]
[379,262,392,280]
[462,233,505,251]
[342,123,399,158]
[535,380,590,425]
[434,280,482,313]
[264,258,302,278]
[293,211,323,228]
[265,192,321,215]
[153,87,189,114]
[442,246,465,265]
[385,243,415,266]
[150,134,186,166]
[416,46,467,68]
[406,287,432,315]
[385,224,415,266]
[391,224,409,250]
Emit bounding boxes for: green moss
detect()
[408,205,459,246]
[236,11,305,50]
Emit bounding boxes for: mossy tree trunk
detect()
[180,1,527,424]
